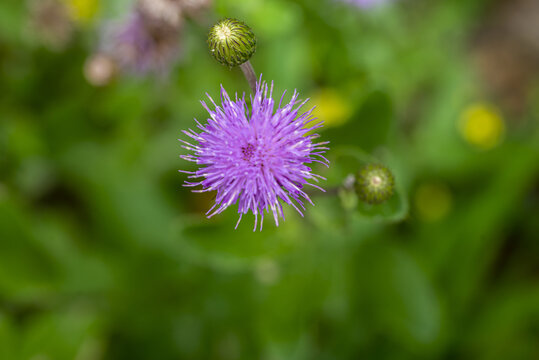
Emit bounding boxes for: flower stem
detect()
[240,61,257,93]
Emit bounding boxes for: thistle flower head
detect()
[341,0,393,9]
[137,0,183,27]
[180,79,329,231]
[355,163,395,204]
[102,9,181,74]
[28,0,74,50]
[179,0,212,17]
[208,18,256,67]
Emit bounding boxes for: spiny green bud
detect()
[208,18,257,67]
[355,164,395,205]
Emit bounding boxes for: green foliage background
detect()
[1,0,539,359]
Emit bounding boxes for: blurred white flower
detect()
[84,53,116,86]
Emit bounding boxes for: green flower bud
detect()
[208,18,257,67]
[355,164,395,205]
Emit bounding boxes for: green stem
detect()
[240,61,257,93]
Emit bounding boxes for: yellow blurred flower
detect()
[310,88,352,127]
[63,0,99,23]
[458,103,505,150]
[415,182,452,222]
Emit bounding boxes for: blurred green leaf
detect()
[355,91,394,151]
[357,243,442,350]
[173,212,307,271]
[0,313,16,360]
[21,308,102,360]
[464,286,539,360]
[323,90,394,151]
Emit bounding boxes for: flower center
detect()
[370,175,383,187]
[215,24,232,41]
[241,143,256,161]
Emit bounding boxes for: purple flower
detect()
[341,0,392,9]
[180,79,329,231]
[102,9,181,74]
